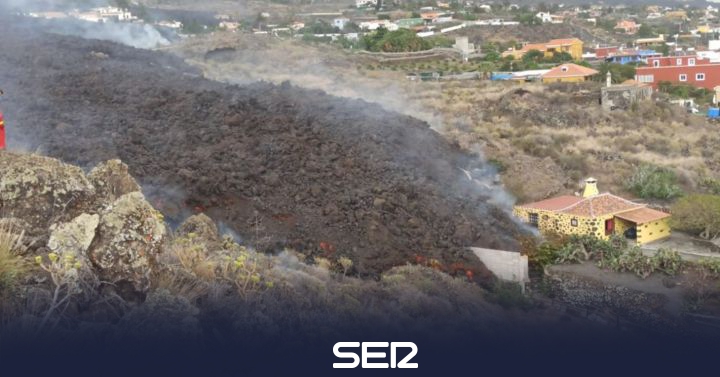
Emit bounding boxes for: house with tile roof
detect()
[513,178,671,245]
[501,38,584,61]
[541,63,599,83]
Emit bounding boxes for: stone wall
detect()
[542,268,682,333]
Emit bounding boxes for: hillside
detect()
[0,16,521,279]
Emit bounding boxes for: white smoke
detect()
[57,21,171,49]
[5,0,171,50]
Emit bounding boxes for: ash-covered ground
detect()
[0,15,520,278]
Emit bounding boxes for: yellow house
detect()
[513,178,671,245]
[541,63,599,83]
[502,38,584,61]
[665,10,688,21]
[697,25,711,34]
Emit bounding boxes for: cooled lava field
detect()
[0,16,520,277]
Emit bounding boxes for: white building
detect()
[333,17,350,30]
[219,21,241,31]
[356,0,378,8]
[536,12,553,23]
[157,20,183,29]
[359,20,398,31]
[72,7,136,23]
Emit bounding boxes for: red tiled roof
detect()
[542,63,599,79]
[614,207,670,224]
[559,193,644,217]
[517,195,583,211]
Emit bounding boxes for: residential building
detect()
[635,55,720,90]
[219,21,241,31]
[605,49,661,65]
[513,178,671,245]
[665,10,689,21]
[502,38,584,60]
[535,12,564,24]
[333,17,350,30]
[541,63,599,83]
[594,46,619,59]
[395,18,424,29]
[453,36,475,56]
[356,0,377,8]
[635,35,665,47]
[615,19,640,34]
[359,20,399,31]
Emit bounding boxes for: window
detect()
[689,58,696,66]
[638,74,654,83]
[528,213,539,227]
[653,60,660,67]
[696,73,705,81]
[570,218,578,227]
[676,58,683,65]
[679,74,687,81]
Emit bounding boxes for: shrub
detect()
[698,258,720,275]
[670,194,720,240]
[0,224,27,296]
[625,164,683,200]
[653,248,683,276]
[487,281,532,310]
[613,247,658,279]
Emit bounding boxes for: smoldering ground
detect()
[0,13,522,279]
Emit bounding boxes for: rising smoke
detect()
[45,19,171,49]
[4,0,171,49]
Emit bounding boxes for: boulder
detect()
[47,213,100,258]
[0,152,95,231]
[88,159,141,205]
[89,192,166,293]
[175,213,220,245]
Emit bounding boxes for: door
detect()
[605,219,615,235]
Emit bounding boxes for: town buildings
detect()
[635,55,720,90]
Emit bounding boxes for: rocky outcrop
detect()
[90,192,165,292]
[0,151,95,232]
[48,213,100,259]
[88,159,141,205]
[175,213,220,246]
[0,151,167,295]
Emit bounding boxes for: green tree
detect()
[670,195,720,240]
[595,63,636,83]
[625,164,683,200]
[522,49,544,64]
[637,23,655,38]
[363,29,431,52]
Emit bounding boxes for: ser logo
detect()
[333,342,418,369]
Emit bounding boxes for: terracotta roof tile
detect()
[542,63,599,79]
[517,195,583,211]
[560,193,643,218]
[614,207,670,224]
